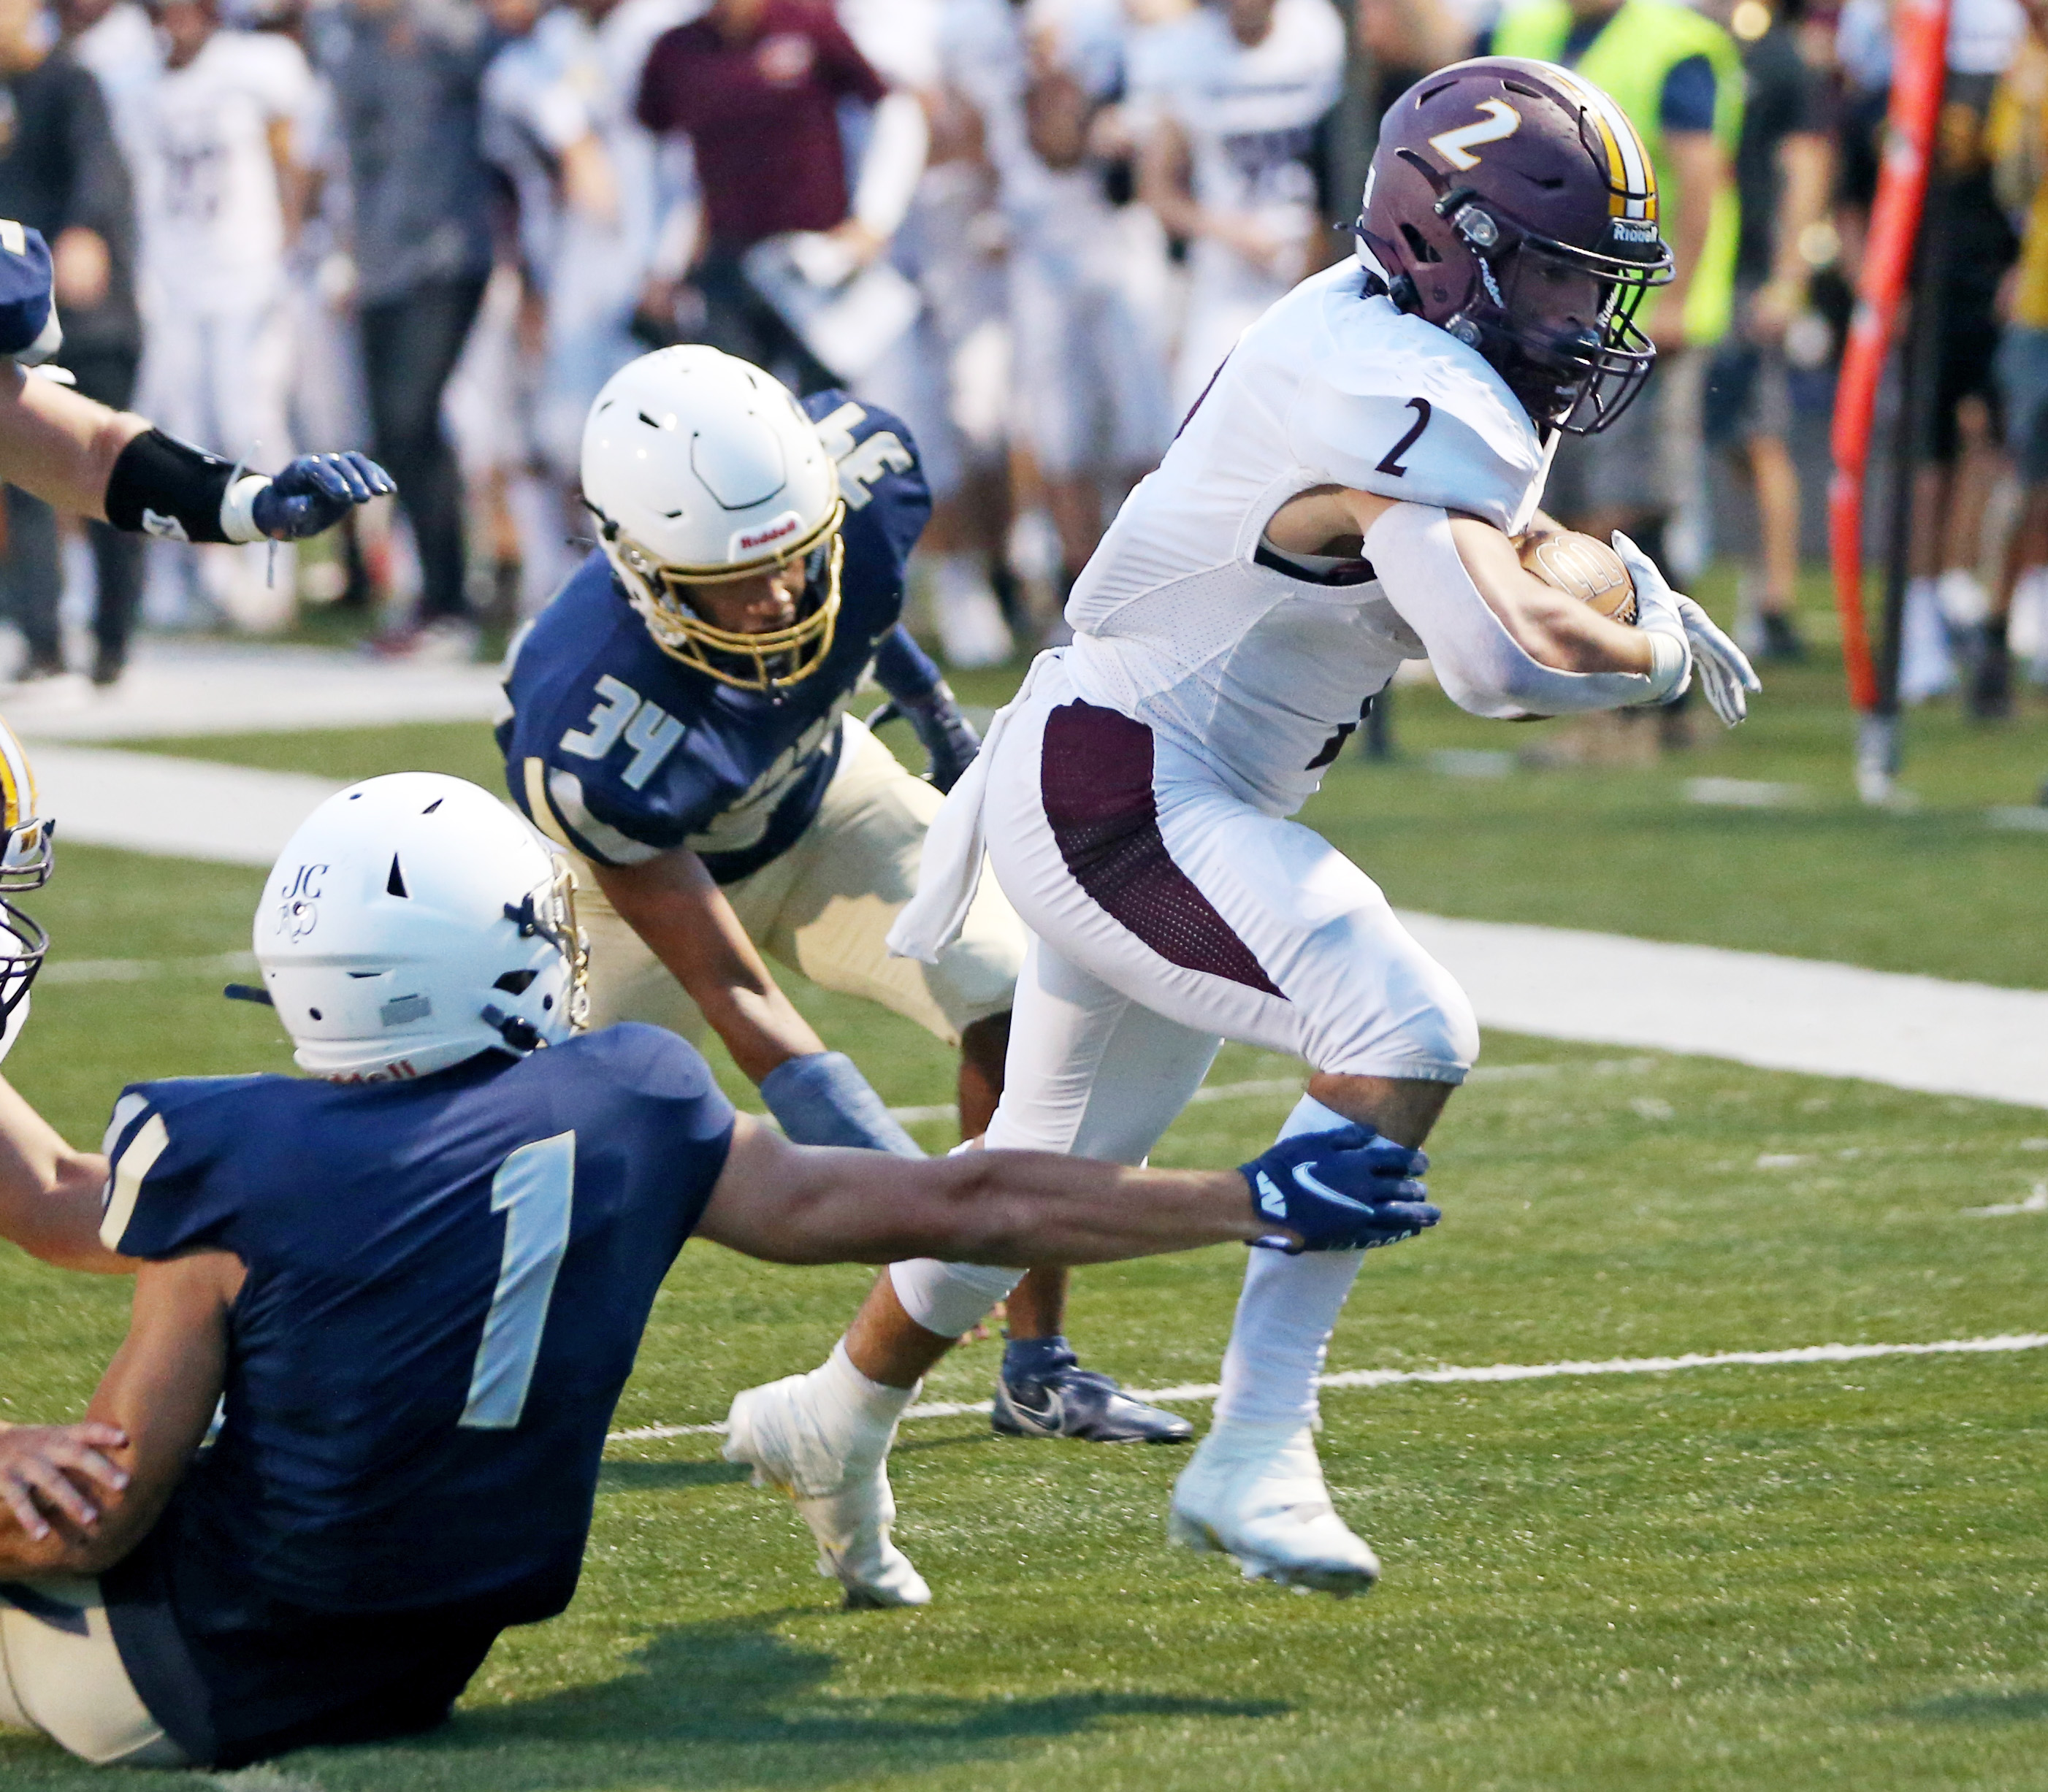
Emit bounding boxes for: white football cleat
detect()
[724,1371,931,1609]
[1168,1419,1381,1597]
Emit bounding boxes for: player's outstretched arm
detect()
[0,1073,130,1272]
[0,361,392,540]
[695,1116,1438,1267]
[0,1250,236,1577]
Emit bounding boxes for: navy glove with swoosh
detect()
[1239,1125,1436,1254]
[251,452,395,540]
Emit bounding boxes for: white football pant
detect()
[889,658,1475,1418]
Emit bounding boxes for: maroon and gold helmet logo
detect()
[1427,99,1522,171]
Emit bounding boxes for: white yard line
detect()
[41,949,256,984]
[29,747,2048,1108]
[605,1331,2048,1443]
[884,1060,1656,1125]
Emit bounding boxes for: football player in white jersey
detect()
[1132,0,1346,418]
[722,56,1757,1604]
[939,0,1173,605]
[131,0,315,629]
[481,0,699,481]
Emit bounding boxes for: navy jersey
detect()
[94,1027,735,1769]
[497,392,932,884]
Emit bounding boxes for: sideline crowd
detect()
[0,0,2044,718]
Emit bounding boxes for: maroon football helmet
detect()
[1358,58,1673,434]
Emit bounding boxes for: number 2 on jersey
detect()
[461,1131,576,1430]
[1375,397,1432,477]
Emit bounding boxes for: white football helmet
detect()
[580,345,847,692]
[253,773,589,1084]
[0,713,51,1066]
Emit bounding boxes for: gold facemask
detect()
[604,502,847,694]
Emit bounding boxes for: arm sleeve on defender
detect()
[1363,502,1663,718]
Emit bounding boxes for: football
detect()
[1518,529,1638,624]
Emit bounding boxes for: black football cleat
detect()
[993,1358,1194,1444]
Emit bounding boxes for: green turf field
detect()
[4,570,2047,1788]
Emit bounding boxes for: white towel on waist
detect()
[887,650,1057,964]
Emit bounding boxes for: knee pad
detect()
[1318,952,1479,1084]
[889,1258,1023,1339]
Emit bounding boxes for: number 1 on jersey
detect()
[461,1131,576,1430]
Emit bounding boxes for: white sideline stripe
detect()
[1396,912,2048,1111]
[33,746,343,865]
[7,638,504,743]
[604,1332,2048,1443]
[30,743,2048,1107]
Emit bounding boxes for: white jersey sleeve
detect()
[1288,295,1548,536]
[239,31,317,129]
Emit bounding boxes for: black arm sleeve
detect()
[103,429,237,543]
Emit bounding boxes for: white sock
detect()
[889,1257,1021,1338]
[1212,1094,1369,1430]
[814,1339,917,1477]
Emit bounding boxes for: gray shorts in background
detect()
[1995,324,2048,484]
[1544,347,1692,521]
[1703,337,1795,449]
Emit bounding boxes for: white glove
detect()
[1611,532,1761,727]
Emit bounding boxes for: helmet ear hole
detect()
[1399,223,1442,264]
[494,969,538,995]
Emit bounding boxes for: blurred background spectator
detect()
[1491,0,1744,588]
[313,0,494,659]
[1890,0,2025,704]
[635,0,923,392]
[0,0,140,683]
[1131,0,1346,419]
[1700,0,1833,665]
[131,0,313,633]
[0,0,2035,781]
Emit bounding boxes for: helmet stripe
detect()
[0,719,31,834]
[1543,62,1657,223]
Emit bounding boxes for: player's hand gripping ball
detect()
[1517,529,1637,623]
[251,452,396,542]
[1239,1125,1437,1253]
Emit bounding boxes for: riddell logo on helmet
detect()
[735,515,801,554]
[327,1059,421,1084]
[1612,219,1659,242]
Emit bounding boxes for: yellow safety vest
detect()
[1494,0,1745,346]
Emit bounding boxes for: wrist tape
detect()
[1641,628,1689,701]
[104,429,270,545]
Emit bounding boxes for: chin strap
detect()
[479,1003,546,1054]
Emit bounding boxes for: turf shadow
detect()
[299,1609,1287,1791]
[1899,1688,2048,1725]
